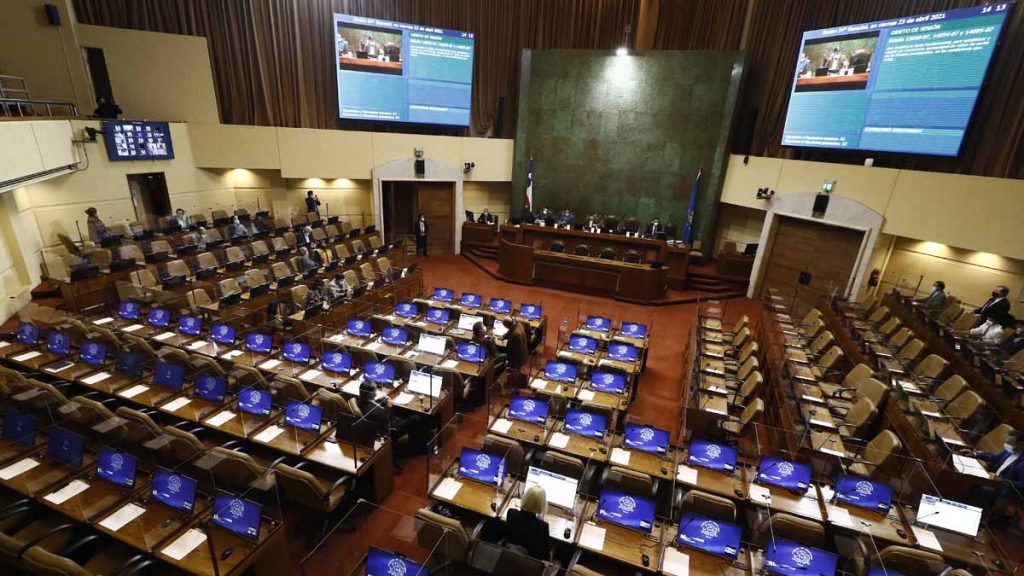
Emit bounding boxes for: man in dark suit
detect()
[977,431,1024,526]
[477,208,495,224]
[558,209,574,228]
[415,213,429,257]
[975,285,1011,326]
[521,202,536,224]
[645,217,663,237]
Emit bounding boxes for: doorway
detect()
[381,180,455,255]
[760,216,865,309]
[382,181,417,245]
[126,173,171,231]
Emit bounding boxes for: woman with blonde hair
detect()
[504,485,550,560]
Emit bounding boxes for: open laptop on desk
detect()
[456,447,506,487]
[96,447,138,490]
[584,315,611,333]
[410,333,447,364]
[320,351,353,377]
[675,512,743,559]
[432,287,454,303]
[914,494,983,538]
[459,292,482,308]
[519,303,542,320]
[424,307,450,327]
[150,468,199,514]
[687,439,737,473]
[566,334,597,356]
[595,489,656,533]
[194,374,228,405]
[621,423,670,455]
[764,539,838,576]
[346,318,373,339]
[363,361,396,387]
[453,313,481,335]
[407,370,443,398]
[563,408,607,439]
[832,475,892,513]
[544,360,577,384]
[395,302,418,318]
[589,370,627,395]
[456,342,485,364]
[606,342,639,363]
[380,327,410,347]
[525,466,579,511]
[284,400,323,434]
[237,387,273,418]
[756,457,812,494]
[3,408,38,449]
[282,341,311,364]
[508,395,548,425]
[620,322,648,339]
[489,298,511,314]
[366,547,427,576]
[211,491,263,540]
[244,332,273,355]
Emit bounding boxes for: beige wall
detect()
[0,120,77,189]
[464,182,512,222]
[713,203,763,254]
[75,25,219,123]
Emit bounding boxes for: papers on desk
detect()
[220,350,244,360]
[341,380,362,396]
[706,385,729,394]
[206,410,236,428]
[82,371,111,385]
[579,523,606,551]
[549,433,570,449]
[440,359,459,369]
[662,547,690,576]
[93,317,114,325]
[44,479,91,505]
[703,364,725,375]
[920,408,943,418]
[939,434,967,447]
[366,341,382,351]
[299,369,322,381]
[162,397,191,412]
[897,379,922,394]
[490,418,513,434]
[826,505,854,527]
[0,458,39,480]
[45,362,72,373]
[320,442,358,473]
[0,341,8,348]
[952,454,991,478]
[819,485,835,502]
[254,425,285,443]
[820,446,845,457]
[547,516,571,540]
[328,333,345,343]
[530,379,548,391]
[13,351,42,362]
[99,503,146,532]
[748,483,772,505]
[609,447,631,466]
[433,477,463,500]
[809,418,836,429]
[577,389,595,401]
[801,394,822,403]
[162,528,207,561]
[675,464,698,486]
[912,525,943,552]
[393,393,415,406]
[119,384,149,399]
[122,324,145,333]
[403,350,418,359]
[187,340,209,350]
[154,331,176,341]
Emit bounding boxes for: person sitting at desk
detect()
[645,217,663,237]
[228,216,250,239]
[522,202,536,224]
[327,272,350,302]
[253,212,270,233]
[84,207,109,243]
[914,281,947,312]
[582,214,600,230]
[174,208,191,230]
[969,317,1008,345]
[976,431,1024,530]
[194,227,209,251]
[358,380,423,467]
[472,323,499,359]
[539,207,554,226]
[975,286,1011,326]
[296,247,318,273]
[996,322,1024,357]
[477,208,495,224]
[503,318,529,388]
[558,209,574,228]
[299,225,315,247]
[503,486,552,560]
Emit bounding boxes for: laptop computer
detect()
[321,351,352,375]
[432,288,454,302]
[151,468,199,513]
[757,457,812,493]
[362,362,395,386]
[589,370,627,395]
[833,475,893,513]
[915,494,983,538]
[2,409,37,447]
[508,395,548,425]
[544,360,577,383]
[15,322,39,345]
[489,298,511,314]
[416,333,447,358]
[346,319,372,338]
[622,423,670,454]
[567,335,597,355]
[194,375,227,403]
[619,322,648,338]
[211,492,263,540]
[96,447,138,489]
[366,547,428,576]
[284,401,323,433]
[178,316,202,337]
[584,315,611,333]
[395,302,418,318]
[687,439,737,473]
[245,332,272,354]
[118,301,142,321]
[380,327,409,347]
[563,408,607,439]
[457,447,506,487]
[282,341,311,363]
[456,342,485,363]
[79,341,108,367]
[425,307,450,325]
[595,489,656,533]
[407,370,442,397]
[764,539,838,576]
[675,512,743,559]
[525,466,579,511]
[519,303,542,320]
[607,342,639,362]
[211,324,237,346]
[47,426,85,468]
[237,387,272,417]
[460,293,482,308]
[153,361,185,392]
[457,314,482,332]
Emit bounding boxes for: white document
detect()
[366,341,382,351]
[827,505,854,527]
[675,464,699,486]
[154,332,176,341]
[187,340,209,350]
[0,341,9,348]
[952,454,991,478]
[0,458,39,480]
[254,425,285,443]
[220,350,244,360]
[299,369,322,381]
[206,410,236,427]
[44,480,91,505]
[898,380,921,394]
[609,447,631,466]
[577,389,595,401]
[403,350,418,358]
[82,371,111,385]
[13,351,42,362]
[912,526,944,552]
[662,547,690,576]
[328,333,345,343]
[579,523,606,551]
[940,434,967,447]
[820,446,845,457]
[809,418,836,429]
[547,516,571,540]
[162,528,208,561]
[393,393,415,406]
[162,397,191,412]
[819,485,835,502]
[490,418,513,434]
[99,503,146,532]
[441,359,459,369]
[707,385,729,394]
[549,433,570,449]
[801,394,822,403]
[920,409,943,418]
[748,483,772,505]
[93,317,114,325]
[433,477,463,500]
[119,384,149,399]
[530,379,549,391]
[122,324,145,333]
[46,362,73,373]
[259,359,281,370]
[341,380,362,396]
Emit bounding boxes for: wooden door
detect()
[760,216,864,309]
[416,182,454,255]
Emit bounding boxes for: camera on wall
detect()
[463,162,475,175]
[756,187,775,200]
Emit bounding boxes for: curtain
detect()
[652,0,750,50]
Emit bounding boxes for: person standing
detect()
[174,208,191,230]
[92,97,122,119]
[975,286,1012,326]
[84,207,109,243]
[305,190,321,216]
[415,213,429,257]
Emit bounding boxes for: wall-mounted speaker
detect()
[414,158,425,177]
[44,3,61,26]
[812,193,830,217]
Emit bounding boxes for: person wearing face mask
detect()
[414,213,429,257]
[969,316,1008,345]
[976,431,1024,530]
[975,285,1011,326]
[996,321,1024,357]
[915,280,947,312]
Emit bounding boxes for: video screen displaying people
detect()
[794,32,879,92]
[337,23,403,76]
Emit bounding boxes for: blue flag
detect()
[525,156,534,209]
[683,170,701,245]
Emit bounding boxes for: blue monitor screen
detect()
[16,322,39,344]
[47,426,85,467]
[178,316,202,336]
[607,342,639,362]
[758,458,812,493]
[432,287,454,302]
[363,362,395,385]
[115,352,143,377]
[687,439,737,473]
[597,489,655,533]
[620,322,648,338]
[568,335,597,355]
[425,307,449,325]
[147,307,171,327]
[347,319,372,337]
[322,351,352,374]
[47,331,70,355]
[153,361,185,391]
[676,513,743,559]
[489,298,511,313]
[212,492,262,539]
[834,475,893,512]
[285,401,323,433]
[366,547,427,576]
[245,333,272,353]
[151,468,198,513]
[333,14,474,127]
[456,342,485,363]
[590,371,627,395]
[80,341,108,366]
[508,396,548,424]
[96,448,137,488]
[282,341,311,363]
[781,5,1011,157]
[103,120,175,161]
[237,387,272,417]
[211,324,236,345]
[622,424,669,454]
[765,540,838,576]
[544,360,577,383]
[585,315,611,332]
[395,302,418,317]
[457,448,506,487]
[564,409,607,438]
[194,375,227,403]
[118,301,141,320]
[460,293,481,307]
[3,409,37,446]
[519,303,542,319]
[381,327,409,346]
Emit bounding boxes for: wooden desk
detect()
[743,469,826,523]
[488,408,554,447]
[534,250,668,302]
[429,460,516,518]
[901,505,1008,572]
[822,495,913,546]
[577,500,665,572]
[461,221,499,246]
[501,224,667,262]
[674,460,747,501]
[94,489,212,553]
[547,426,610,463]
[39,472,138,522]
[661,536,751,576]
[0,454,90,497]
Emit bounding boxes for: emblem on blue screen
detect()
[856,481,873,495]
[618,495,636,512]
[353,321,364,330]
[706,444,721,459]
[777,462,794,476]
[554,364,566,375]
[614,344,627,354]
[792,547,813,566]
[601,374,614,384]
[229,499,245,518]
[579,413,593,426]
[639,427,655,442]
[167,475,182,493]
[296,405,310,419]
[522,399,536,413]
[701,520,720,538]
[475,454,491,469]
[387,558,407,576]
[110,453,124,471]
[524,306,535,314]
[466,344,477,354]
[438,289,448,298]
[248,390,261,404]
[288,344,300,354]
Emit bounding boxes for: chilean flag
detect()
[524,156,534,209]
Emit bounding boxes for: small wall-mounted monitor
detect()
[102,120,175,161]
